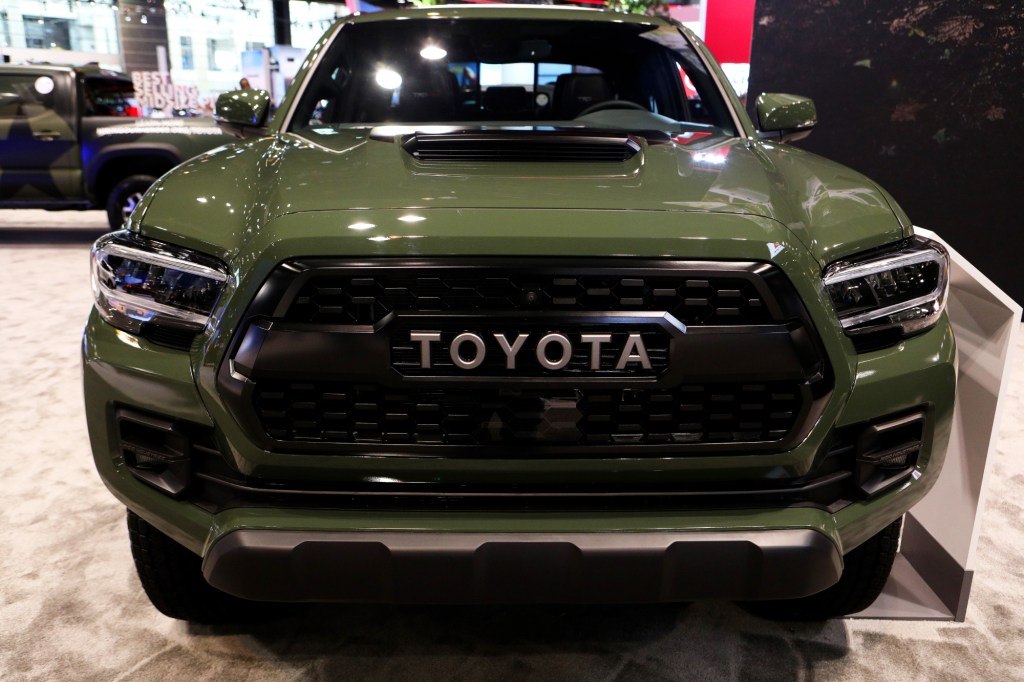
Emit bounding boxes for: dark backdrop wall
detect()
[748,1,1024,307]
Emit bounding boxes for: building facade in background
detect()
[1,0,348,112]
[1,0,745,113]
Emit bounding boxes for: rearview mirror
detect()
[755,93,816,144]
[215,89,271,139]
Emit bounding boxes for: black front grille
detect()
[285,271,772,326]
[221,259,830,455]
[254,381,802,449]
[401,131,642,163]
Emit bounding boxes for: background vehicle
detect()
[0,64,233,229]
[84,6,955,623]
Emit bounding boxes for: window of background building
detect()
[179,36,193,70]
[0,11,11,49]
[23,16,70,50]
[163,0,347,110]
[1,1,120,67]
[71,21,97,52]
[165,0,274,98]
[288,1,348,50]
[206,38,236,72]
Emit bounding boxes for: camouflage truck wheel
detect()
[106,175,156,230]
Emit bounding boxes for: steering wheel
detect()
[576,100,649,117]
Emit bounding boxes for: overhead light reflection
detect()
[375,68,402,89]
[114,329,141,349]
[420,45,447,60]
[348,222,376,230]
[398,215,426,223]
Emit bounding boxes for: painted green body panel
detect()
[138,132,905,268]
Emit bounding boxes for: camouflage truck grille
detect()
[221,259,831,455]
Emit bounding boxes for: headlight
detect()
[823,237,949,351]
[91,232,229,347]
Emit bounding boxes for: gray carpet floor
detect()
[1,211,1022,681]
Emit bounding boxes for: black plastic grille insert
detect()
[285,271,772,326]
[224,259,829,455]
[254,382,802,448]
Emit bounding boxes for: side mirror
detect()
[755,93,816,144]
[215,89,271,139]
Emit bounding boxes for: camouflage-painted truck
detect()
[0,64,232,229]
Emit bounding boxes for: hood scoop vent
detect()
[400,131,642,163]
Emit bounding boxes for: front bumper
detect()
[203,527,841,603]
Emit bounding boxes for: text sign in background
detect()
[131,72,200,115]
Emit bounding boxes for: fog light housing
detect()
[117,409,192,497]
[854,411,925,497]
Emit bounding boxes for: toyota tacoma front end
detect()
[83,6,955,622]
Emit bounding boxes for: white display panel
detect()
[854,229,1021,621]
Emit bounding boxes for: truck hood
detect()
[139,129,908,267]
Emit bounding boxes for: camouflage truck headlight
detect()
[824,237,949,350]
[90,232,229,343]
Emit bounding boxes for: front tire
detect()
[127,510,264,623]
[105,175,156,230]
[746,516,902,620]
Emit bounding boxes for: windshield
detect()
[289,18,737,137]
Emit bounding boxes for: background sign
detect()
[131,72,201,114]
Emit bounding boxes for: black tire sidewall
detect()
[105,175,157,230]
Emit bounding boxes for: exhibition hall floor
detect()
[2,210,1022,681]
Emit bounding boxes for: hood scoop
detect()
[399,130,642,163]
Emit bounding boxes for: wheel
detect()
[576,100,649,117]
[745,516,903,620]
[126,510,267,623]
[105,175,157,230]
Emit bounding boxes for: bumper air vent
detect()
[401,131,642,163]
[853,410,925,496]
[140,322,198,351]
[116,409,221,497]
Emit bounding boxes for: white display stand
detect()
[853,229,1022,621]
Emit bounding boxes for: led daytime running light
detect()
[823,247,947,329]
[91,232,230,338]
[101,243,229,283]
[822,238,949,350]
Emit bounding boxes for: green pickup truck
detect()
[84,6,955,623]
[0,64,232,229]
